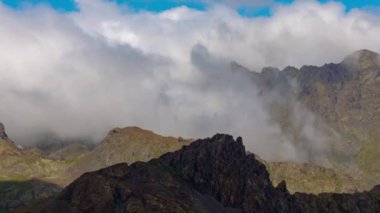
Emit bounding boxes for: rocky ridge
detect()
[241,49,380,190]
[21,134,380,213]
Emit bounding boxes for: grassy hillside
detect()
[356,130,380,188]
[264,161,360,194]
[63,127,192,183]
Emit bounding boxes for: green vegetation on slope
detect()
[264,161,359,194]
[356,130,380,187]
[63,127,192,183]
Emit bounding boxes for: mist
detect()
[0,0,379,162]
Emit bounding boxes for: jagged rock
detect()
[276,180,288,193]
[0,122,8,140]
[21,134,380,213]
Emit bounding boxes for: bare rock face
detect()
[23,134,380,213]
[0,122,8,140]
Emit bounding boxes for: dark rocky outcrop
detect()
[0,179,62,213]
[22,134,380,213]
[0,122,7,140]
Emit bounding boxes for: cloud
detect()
[0,0,379,162]
[181,0,274,8]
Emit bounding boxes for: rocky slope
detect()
[241,49,380,190]
[0,180,61,213]
[298,50,380,187]
[20,134,380,213]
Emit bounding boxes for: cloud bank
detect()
[1,0,380,162]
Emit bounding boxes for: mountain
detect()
[19,134,380,213]
[61,126,192,184]
[0,124,190,212]
[239,49,380,190]
[2,49,380,211]
[296,50,380,186]
[0,123,74,212]
[0,123,70,182]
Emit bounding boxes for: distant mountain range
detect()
[0,49,380,212]
[246,49,380,190]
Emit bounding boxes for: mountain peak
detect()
[109,126,155,136]
[355,49,378,56]
[343,49,380,69]
[350,49,378,60]
[63,126,191,184]
[105,126,183,144]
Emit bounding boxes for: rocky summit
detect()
[21,134,380,213]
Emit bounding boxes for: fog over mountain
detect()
[1,0,380,162]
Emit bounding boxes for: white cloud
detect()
[0,0,379,162]
[187,0,274,8]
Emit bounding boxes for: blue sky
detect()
[1,0,380,15]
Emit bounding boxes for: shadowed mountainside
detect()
[20,134,380,213]
[0,180,61,213]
